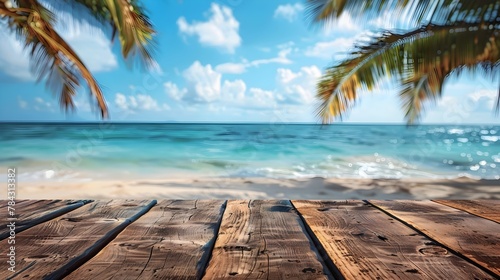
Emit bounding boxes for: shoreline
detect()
[15,176,500,200]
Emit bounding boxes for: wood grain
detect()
[0,200,156,280]
[202,200,330,280]
[0,200,29,209]
[0,200,90,240]
[369,200,500,277]
[66,200,225,280]
[433,200,500,223]
[293,200,494,280]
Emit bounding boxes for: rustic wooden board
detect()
[0,200,156,280]
[0,200,40,211]
[0,200,29,209]
[203,200,330,279]
[0,200,90,240]
[292,200,494,280]
[66,200,225,280]
[433,200,500,223]
[369,200,500,277]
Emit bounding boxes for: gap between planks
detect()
[366,200,500,279]
[0,200,92,240]
[433,200,500,224]
[293,200,494,280]
[65,200,227,280]
[3,200,499,280]
[202,200,334,279]
[0,200,157,280]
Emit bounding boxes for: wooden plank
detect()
[0,200,38,210]
[369,200,500,277]
[292,200,494,280]
[0,200,29,209]
[0,200,90,240]
[0,200,156,280]
[433,200,500,223]
[203,200,330,280]
[65,200,225,280]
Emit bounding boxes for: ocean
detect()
[0,123,499,182]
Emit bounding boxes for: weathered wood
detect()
[433,200,500,223]
[292,200,494,280]
[369,200,500,277]
[0,200,90,240]
[66,200,225,280]
[203,200,330,280]
[0,200,29,209]
[0,200,156,280]
[0,200,42,211]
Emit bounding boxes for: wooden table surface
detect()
[0,200,498,280]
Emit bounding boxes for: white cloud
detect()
[215,63,247,74]
[61,21,117,72]
[436,89,497,113]
[274,3,304,22]
[165,61,250,106]
[305,37,355,59]
[137,95,161,111]
[252,48,293,66]
[114,93,161,112]
[468,90,498,111]
[164,61,224,104]
[73,96,91,112]
[246,88,276,109]
[222,79,246,102]
[162,61,322,112]
[164,81,187,101]
[215,47,293,74]
[169,65,320,110]
[323,12,360,34]
[276,68,299,84]
[33,97,55,112]
[0,29,34,81]
[18,97,28,109]
[115,93,128,110]
[182,61,221,103]
[177,3,241,53]
[427,87,498,123]
[276,66,322,104]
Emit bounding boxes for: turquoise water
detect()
[0,123,499,181]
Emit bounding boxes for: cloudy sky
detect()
[0,0,498,124]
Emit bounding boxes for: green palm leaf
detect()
[308,0,500,124]
[306,0,499,26]
[62,0,156,68]
[317,22,499,124]
[0,0,156,118]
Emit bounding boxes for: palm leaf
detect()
[59,0,156,68]
[1,0,108,117]
[1,0,157,118]
[306,0,500,27]
[317,21,500,124]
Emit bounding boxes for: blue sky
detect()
[0,0,498,124]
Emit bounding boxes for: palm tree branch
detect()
[30,23,109,117]
[59,0,156,68]
[306,0,500,26]
[2,0,108,117]
[317,21,500,123]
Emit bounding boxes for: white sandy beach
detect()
[16,176,500,200]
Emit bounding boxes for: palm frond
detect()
[60,0,156,68]
[1,0,108,117]
[317,21,500,124]
[306,0,500,27]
